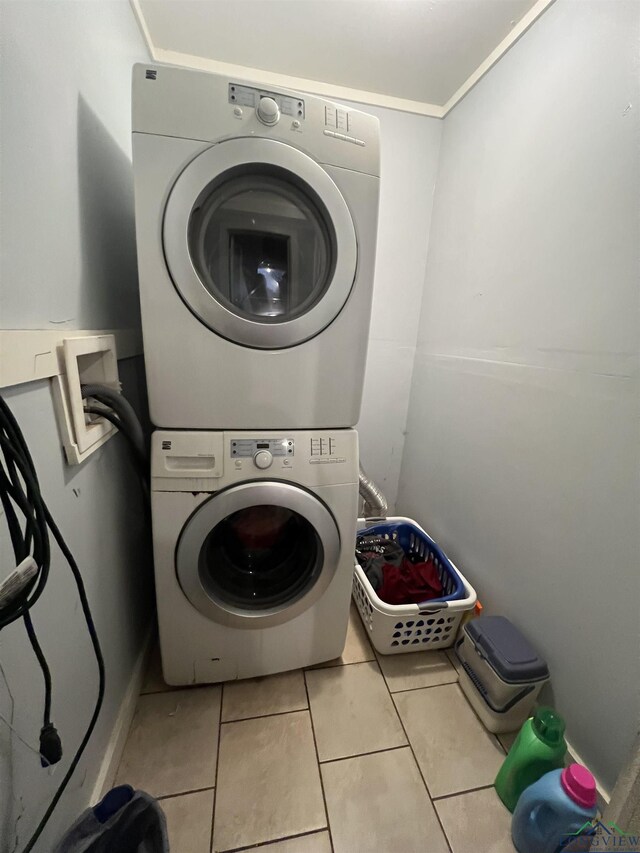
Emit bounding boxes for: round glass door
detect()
[163,137,358,349]
[188,171,334,323]
[200,504,321,609]
[176,482,341,628]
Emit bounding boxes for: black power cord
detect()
[0,401,61,768]
[0,395,105,853]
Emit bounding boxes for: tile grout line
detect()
[383,658,513,850]
[303,670,335,853]
[304,656,376,672]
[385,671,455,853]
[157,785,215,802]
[220,705,309,726]
[432,782,497,802]
[385,677,460,696]
[377,648,515,805]
[222,828,330,853]
[318,743,409,765]
[210,683,224,853]
[359,649,456,851]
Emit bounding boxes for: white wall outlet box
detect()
[0,328,142,388]
[51,335,121,465]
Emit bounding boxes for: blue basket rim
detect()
[356,520,464,604]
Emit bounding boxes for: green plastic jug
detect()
[494,707,567,812]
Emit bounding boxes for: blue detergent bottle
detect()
[511,763,597,853]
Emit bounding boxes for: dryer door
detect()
[176,482,341,628]
[163,137,357,349]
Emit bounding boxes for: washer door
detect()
[176,482,341,628]
[163,137,357,349]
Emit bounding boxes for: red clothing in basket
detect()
[378,556,443,606]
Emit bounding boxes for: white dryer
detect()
[151,428,359,684]
[132,64,380,429]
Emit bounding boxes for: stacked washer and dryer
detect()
[132,64,380,683]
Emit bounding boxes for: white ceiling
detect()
[135,0,552,116]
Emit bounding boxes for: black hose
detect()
[82,406,149,505]
[83,406,148,477]
[81,384,146,464]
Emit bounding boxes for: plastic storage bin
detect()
[455,615,549,733]
[353,517,477,654]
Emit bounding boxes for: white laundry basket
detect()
[353,517,477,655]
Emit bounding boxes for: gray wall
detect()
[0,1,144,331]
[354,104,441,510]
[0,2,150,850]
[398,0,640,792]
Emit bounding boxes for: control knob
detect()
[256,96,280,126]
[254,450,273,469]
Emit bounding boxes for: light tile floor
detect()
[116,605,518,852]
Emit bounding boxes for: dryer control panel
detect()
[132,64,380,178]
[228,83,305,120]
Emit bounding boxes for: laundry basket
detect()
[353,517,477,654]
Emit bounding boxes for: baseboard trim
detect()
[90,626,153,804]
[565,735,610,813]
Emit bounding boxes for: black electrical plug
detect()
[40,723,62,767]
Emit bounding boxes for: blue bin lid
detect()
[465,615,549,684]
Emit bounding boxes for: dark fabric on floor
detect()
[53,788,169,853]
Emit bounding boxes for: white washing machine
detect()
[151,428,359,684]
[132,64,380,429]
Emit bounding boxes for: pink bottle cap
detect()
[561,764,597,809]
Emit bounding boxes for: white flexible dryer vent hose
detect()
[359,464,388,519]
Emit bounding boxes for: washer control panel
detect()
[151,430,358,488]
[253,449,273,469]
[231,438,294,458]
[309,436,346,464]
